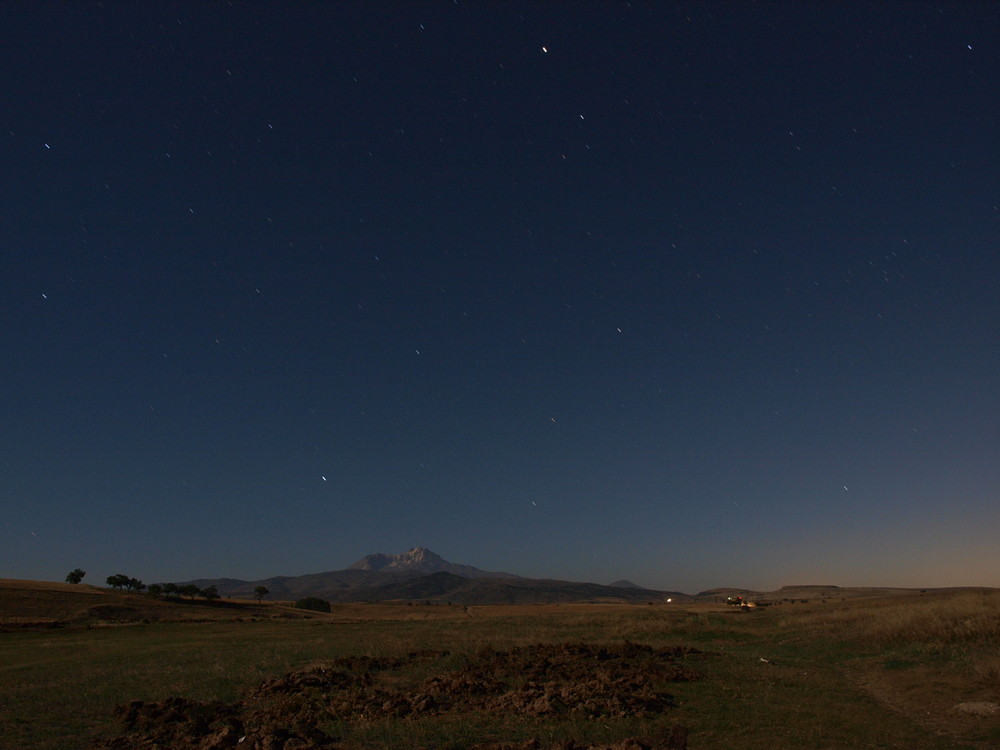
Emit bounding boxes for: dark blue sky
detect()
[3,2,998,592]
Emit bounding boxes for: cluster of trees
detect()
[104,573,218,600]
[151,582,221,600]
[106,573,146,592]
[98,568,270,606]
[144,583,271,603]
[70,569,270,604]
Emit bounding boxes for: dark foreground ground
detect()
[3,580,1000,749]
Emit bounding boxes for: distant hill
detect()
[608,579,648,590]
[174,547,684,604]
[691,585,932,602]
[187,569,418,601]
[341,572,683,605]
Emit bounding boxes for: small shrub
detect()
[294,597,331,613]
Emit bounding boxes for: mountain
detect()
[173,547,684,604]
[349,546,517,579]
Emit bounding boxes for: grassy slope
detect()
[2,582,999,749]
[0,578,306,626]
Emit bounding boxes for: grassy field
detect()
[3,581,1000,749]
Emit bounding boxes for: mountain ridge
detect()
[175,547,683,604]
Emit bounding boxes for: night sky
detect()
[3,2,998,593]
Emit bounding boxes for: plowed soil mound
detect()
[93,642,696,749]
[471,727,690,749]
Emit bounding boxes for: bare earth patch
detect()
[92,642,695,749]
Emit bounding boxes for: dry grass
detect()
[762,589,1000,746]
[771,589,1000,646]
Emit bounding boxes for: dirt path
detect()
[848,661,1000,749]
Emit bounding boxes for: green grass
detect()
[2,597,997,749]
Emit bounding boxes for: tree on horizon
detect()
[65,568,86,584]
[179,584,200,600]
[254,585,269,604]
